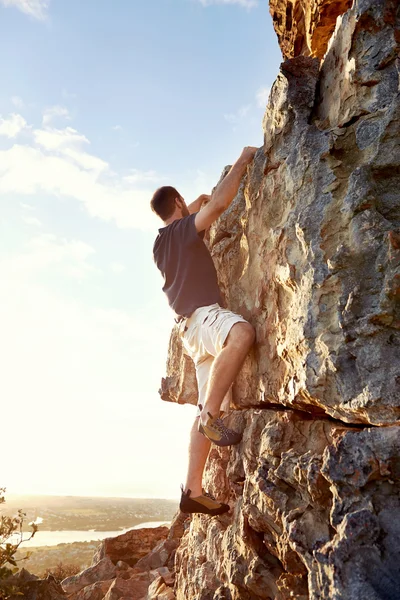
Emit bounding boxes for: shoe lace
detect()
[203,490,216,501]
[212,417,232,438]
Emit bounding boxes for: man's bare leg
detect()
[183,322,255,501]
[180,418,229,514]
[200,322,255,423]
[184,418,211,497]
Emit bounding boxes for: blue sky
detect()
[0,0,281,500]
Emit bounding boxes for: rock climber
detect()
[151,146,258,516]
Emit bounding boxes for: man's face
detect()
[177,196,190,218]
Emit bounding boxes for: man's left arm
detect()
[188,194,210,215]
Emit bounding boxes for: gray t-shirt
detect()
[153,213,222,318]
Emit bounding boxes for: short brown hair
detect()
[150,186,180,220]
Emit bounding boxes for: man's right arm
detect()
[194,146,258,233]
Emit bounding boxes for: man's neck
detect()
[164,213,182,226]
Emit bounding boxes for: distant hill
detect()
[2,494,177,531]
[15,540,98,577]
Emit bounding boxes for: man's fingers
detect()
[241,146,258,164]
[246,146,258,156]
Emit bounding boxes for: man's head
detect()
[150,186,189,222]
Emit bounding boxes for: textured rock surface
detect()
[90,526,169,567]
[70,579,114,600]
[147,575,177,600]
[62,557,116,594]
[269,0,353,59]
[174,412,400,599]
[164,0,400,428]
[161,0,400,598]
[160,327,198,406]
[103,576,150,600]
[61,518,181,600]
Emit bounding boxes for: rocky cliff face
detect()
[268,0,353,59]
[162,0,400,598]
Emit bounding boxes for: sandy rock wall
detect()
[269,0,353,59]
[161,0,400,598]
[163,0,400,427]
[174,411,400,599]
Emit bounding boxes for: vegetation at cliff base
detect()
[0,488,38,599]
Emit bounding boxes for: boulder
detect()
[91,527,169,567]
[103,576,150,600]
[146,576,176,600]
[62,557,116,594]
[67,579,114,600]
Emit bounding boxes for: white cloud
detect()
[112,125,123,131]
[0,111,163,231]
[0,0,49,20]
[198,0,257,7]
[42,105,70,126]
[123,169,162,185]
[32,125,107,172]
[22,215,42,227]
[0,119,160,230]
[62,147,108,172]
[11,96,24,109]
[256,86,270,108]
[0,144,154,229]
[111,262,126,274]
[181,169,219,198]
[0,113,27,138]
[1,233,97,280]
[33,126,88,151]
[20,202,35,210]
[224,104,252,125]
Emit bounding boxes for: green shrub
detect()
[42,562,81,583]
[0,488,38,600]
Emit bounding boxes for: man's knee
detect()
[227,322,255,349]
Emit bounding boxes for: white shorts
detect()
[179,304,249,416]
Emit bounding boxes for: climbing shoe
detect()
[179,487,229,516]
[198,406,242,446]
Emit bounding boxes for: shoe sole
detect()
[180,499,230,516]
